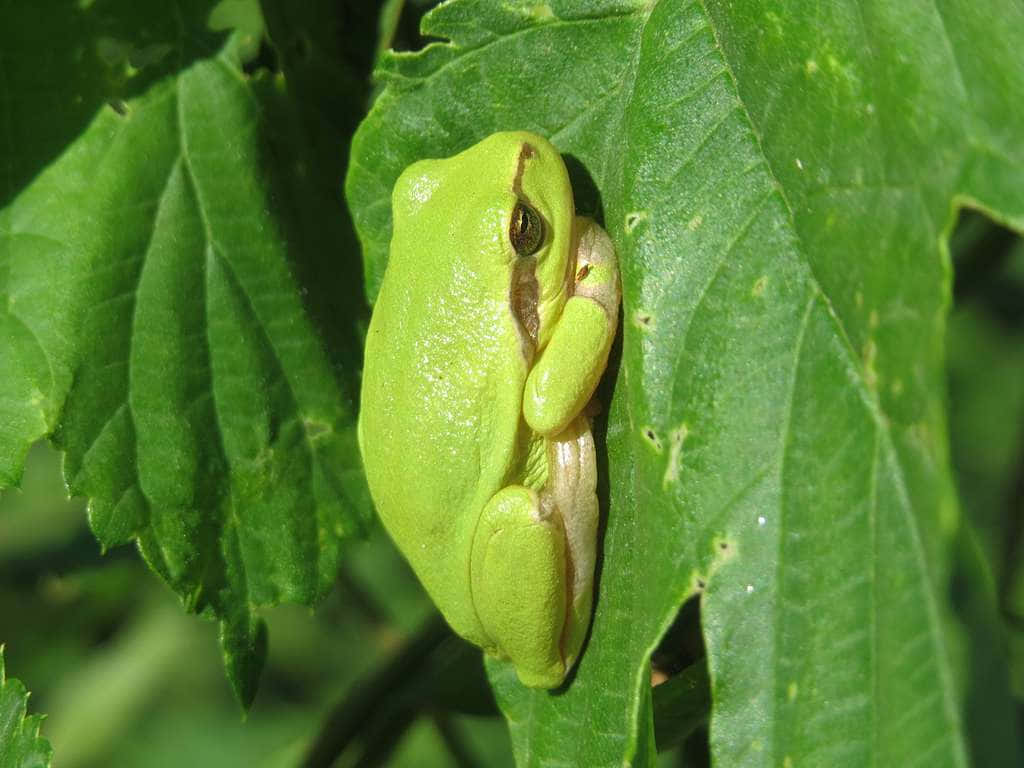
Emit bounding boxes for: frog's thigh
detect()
[471,485,567,689]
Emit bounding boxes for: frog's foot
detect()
[471,485,569,688]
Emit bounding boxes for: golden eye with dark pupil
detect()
[510,201,544,256]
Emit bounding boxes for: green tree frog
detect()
[358,131,620,688]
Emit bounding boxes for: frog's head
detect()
[391,131,575,361]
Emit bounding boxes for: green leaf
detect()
[0,12,371,703]
[0,0,224,482]
[346,0,1024,764]
[0,648,52,768]
[0,0,225,211]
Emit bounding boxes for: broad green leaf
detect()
[0,0,225,481]
[0,15,370,703]
[346,0,1024,765]
[0,648,51,768]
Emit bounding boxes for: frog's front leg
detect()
[470,485,569,689]
[524,217,620,435]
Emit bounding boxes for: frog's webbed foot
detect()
[471,414,599,689]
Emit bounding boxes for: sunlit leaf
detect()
[346,0,1024,764]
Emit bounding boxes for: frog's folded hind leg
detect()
[471,485,568,689]
[544,413,598,675]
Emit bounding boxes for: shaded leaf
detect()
[0,648,51,768]
[346,0,1024,764]
[652,662,711,753]
[0,0,224,210]
[0,0,228,482]
[0,24,369,702]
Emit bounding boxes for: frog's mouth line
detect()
[510,260,539,358]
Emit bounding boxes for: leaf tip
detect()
[221,616,269,710]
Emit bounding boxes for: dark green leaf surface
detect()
[347,0,1024,764]
[0,0,223,210]
[0,649,51,768]
[0,0,222,481]
[652,662,711,752]
[0,20,370,702]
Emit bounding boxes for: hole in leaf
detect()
[651,594,710,760]
[242,37,279,75]
[947,207,1024,768]
[951,209,1024,328]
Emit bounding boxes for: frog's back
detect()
[361,229,529,515]
[360,141,535,642]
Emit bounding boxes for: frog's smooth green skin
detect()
[359,131,620,688]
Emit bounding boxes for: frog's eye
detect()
[509,201,544,257]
